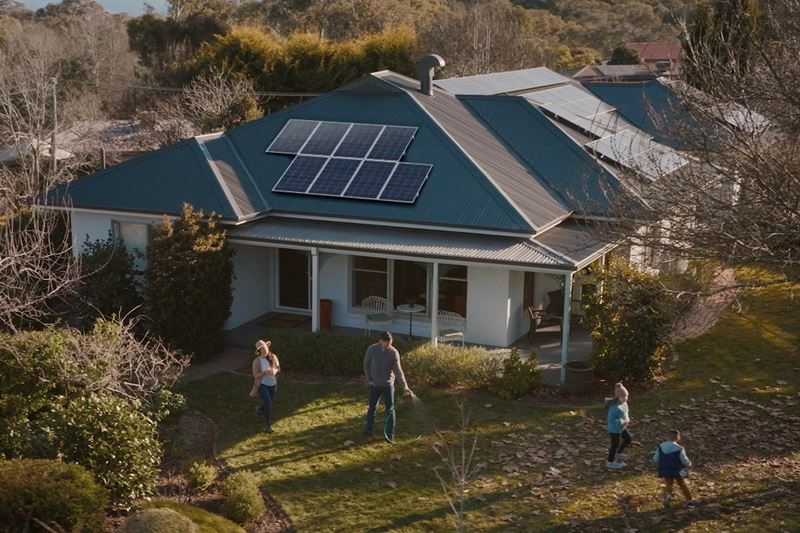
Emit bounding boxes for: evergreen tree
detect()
[145,204,234,359]
[608,45,642,65]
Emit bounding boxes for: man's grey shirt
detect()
[363,343,408,390]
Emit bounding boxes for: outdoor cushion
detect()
[439,329,463,337]
[366,313,392,322]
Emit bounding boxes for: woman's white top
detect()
[257,356,277,386]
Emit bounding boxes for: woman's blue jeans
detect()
[258,383,276,426]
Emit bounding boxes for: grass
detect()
[180,283,800,532]
[144,500,245,533]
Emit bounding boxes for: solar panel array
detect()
[586,130,688,179]
[266,119,431,203]
[522,84,623,138]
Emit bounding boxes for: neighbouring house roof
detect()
[573,64,663,82]
[228,216,578,268]
[627,42,683,64]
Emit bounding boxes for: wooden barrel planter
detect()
[565,361,594,396]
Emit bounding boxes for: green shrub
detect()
[185,460,218,493]
[77,232,141,327]
[489,349,541,399]
[584,258,676,384]
[0,458,108,533]
[123,507,198,533]
[145,204,234,359]
[145,500,245,532]
[254,330,502,389]
[220,471,265,525]
[44,394,160,502]
[403,343,500,389]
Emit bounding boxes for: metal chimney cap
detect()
[417,54,445,96]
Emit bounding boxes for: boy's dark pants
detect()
[608,428,633,461]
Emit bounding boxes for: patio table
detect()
[396,303,426,339]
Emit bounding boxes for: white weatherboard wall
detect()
[508,270,527,342]
[227,244,273,330]
[465,266,513,346]
[70,211,157,253]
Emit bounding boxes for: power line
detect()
[64,79,322,98]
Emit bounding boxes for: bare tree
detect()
[181,68,261,134]
[593,0,800,289]
[0,25,88,330]
[432,400,482,533]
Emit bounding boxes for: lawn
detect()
[181,283,800,532]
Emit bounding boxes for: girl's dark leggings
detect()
[608,429,632,462]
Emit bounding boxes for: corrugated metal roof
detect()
[459,95,621,215]
[229,217,571,268]
[582,81,687,149]
[376,72,570,230]
[535,218,614,267]
[227,86,534,232]
[196,133,267,217]
[434,68,568,95]
[46,138,237,218]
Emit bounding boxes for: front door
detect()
[278,249,310,309]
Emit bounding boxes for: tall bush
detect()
[583,258,676,384]
[77,232,141,327]
[145,203,234,359]
[0,322,187,503]
[0,458,108,533]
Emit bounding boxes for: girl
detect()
[251,339,280,433]
[606,382,631,469]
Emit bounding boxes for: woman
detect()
[251,339,280,433]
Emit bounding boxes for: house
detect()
[44,57,690,382]
[572,64,666,83]
[627,41,683,73]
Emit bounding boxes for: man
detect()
[363,331,413,441]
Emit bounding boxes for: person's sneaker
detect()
[686,500,697,509]
[363,430,373,437]
[605,461,625,469]
[264,425,274,433]
[663,492,672,509]
[615,452,629,461]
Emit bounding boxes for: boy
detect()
[652,429,697,509]
[606,382,631,469]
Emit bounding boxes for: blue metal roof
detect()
[582,81,688,149]
[47,138,237,218]
[226,88,533,232]
[460,95,621,215]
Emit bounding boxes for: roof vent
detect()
[417,54,445,96]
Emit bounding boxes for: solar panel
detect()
[343,160,396,199]
[379,163,431,202]
[300,121,351,156]
[308,158,362,196]
[334,124,383,158]
[367,126,416,160]
[273,156,327,193]
[267,121,430,203]
[586,130,687,178]
[266,120,319,154]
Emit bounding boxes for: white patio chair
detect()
[437,310,465,346]
[362,296,392,335]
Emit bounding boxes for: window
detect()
[112,221,149,255]
[112,221,149,272]
[393,260,428,308]
[351,256,388,305]
[439,264,468,317]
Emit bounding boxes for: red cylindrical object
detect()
[320,299,332,330]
